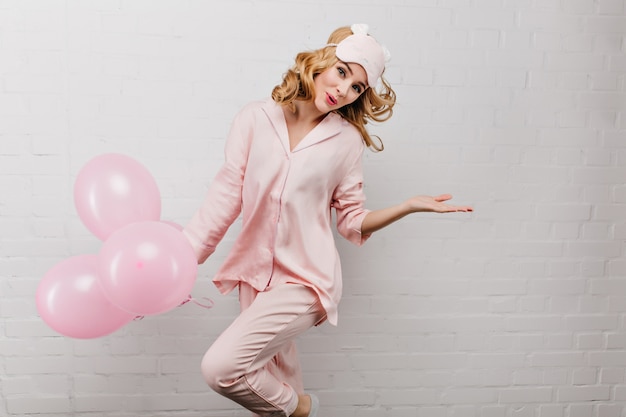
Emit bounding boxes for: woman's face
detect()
[313,60,368,113]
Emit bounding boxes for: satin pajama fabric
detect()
[200,280,326,417]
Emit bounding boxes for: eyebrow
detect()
[341,61,368,90]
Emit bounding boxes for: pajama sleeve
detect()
[183,107,254,264]
[331,144,372,246]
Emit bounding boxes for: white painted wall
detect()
[1,0,625,416]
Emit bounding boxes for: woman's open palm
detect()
[405,194,473,213]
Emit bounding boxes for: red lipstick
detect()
[326,93,337,106]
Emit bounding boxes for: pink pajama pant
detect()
[200,281,326,417]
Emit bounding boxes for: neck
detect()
[288,100,327,125]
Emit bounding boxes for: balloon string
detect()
[132,295,214,321]
[178,294,215,309]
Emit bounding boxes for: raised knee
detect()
[200,349,237,393]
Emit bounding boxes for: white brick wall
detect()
[1,0,625,416]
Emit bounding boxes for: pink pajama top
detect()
[183,98,371,325]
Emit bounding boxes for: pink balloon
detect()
[161,220,184,231]
[36,255,135,339]
[98,221,198,316]
[74,153,161,240]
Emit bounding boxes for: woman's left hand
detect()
[404,194,473,213]
[361,194,473,235]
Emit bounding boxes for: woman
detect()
[183,24,472,417]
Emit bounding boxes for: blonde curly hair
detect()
[271,26,396,152]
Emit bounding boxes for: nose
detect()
[336,81,349,97]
